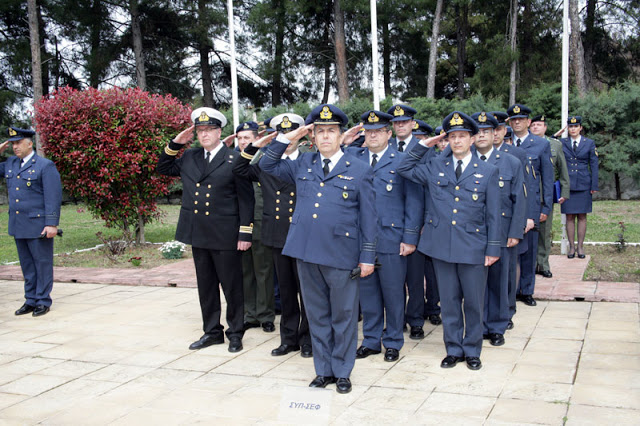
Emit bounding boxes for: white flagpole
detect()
[561,0,570,254]
[227,0,239,131]
[370,0,380,110]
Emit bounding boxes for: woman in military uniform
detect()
[560,116,599,259]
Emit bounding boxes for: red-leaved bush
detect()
[35,86,191,235]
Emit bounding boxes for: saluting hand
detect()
[0,140,9,153]
[287,124,314,144]
[423,133,447,148]
[173,125,195,144]
[340,123,364,146]
[485,256,499,267]
[222,133,237,147]
[554,125,567,138]
[252,132,278,149]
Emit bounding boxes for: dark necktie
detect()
[516,138,521,147]
[480,155,487,162]
[573,141,578,153]
[455,160,463,180]
[323,158,331,177]
[205,151,211,163]
[371,153,378,167]
[398,141,405,152]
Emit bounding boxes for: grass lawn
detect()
[0,204,182,264]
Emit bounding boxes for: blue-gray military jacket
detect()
[515,133,554,220]
[398,143,502,265]
[347,146,422,253]
[1,154,62,239]
[259,137,378,270]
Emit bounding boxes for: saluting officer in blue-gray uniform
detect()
[491,111,535,330]
[470,112,526,347]
[1,127,62,317]
[258,104,377,394]
[412,119,443,325]
[386,104,433,338]
[398,111,501,371]
[507,104,553,308]
[346,110,422,363]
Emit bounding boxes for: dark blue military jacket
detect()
[561,137,599,192]
[2,154,62,239]
[516,133,554,220]
[259,138,377,270]
[398,144,502,265]
[347,146,422,253]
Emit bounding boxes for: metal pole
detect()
[370,0,380,110]
[560,0,570,254]
[227,0,239,130]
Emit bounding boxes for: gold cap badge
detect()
[8,128,17,136]
[368,112,379,123]
[479,112,487,123]
[450,113,464,126]
[513,105,521,114]
[394,106,405,116]
[243,123,249,129]
[198,112,210,122]
[281,116,292,129]
[320,106,333,120]
[570,117,577,123]
[413,122,419,130]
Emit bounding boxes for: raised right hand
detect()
[173,125,195,144]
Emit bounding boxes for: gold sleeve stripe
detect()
[239,226,253,234]
[240,151,254,160]
[164,146,179,156]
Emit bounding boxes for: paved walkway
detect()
[0,256,638,425]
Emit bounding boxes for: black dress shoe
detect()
[356,346,381,359]
[427,314,442,325]
[243,321,260,331]
[506,320,514,330]
[567,251,575,259]
[228,336,243,353]
[15,304,35,316]
[32,305,50,317]
[409,326,425,340]
[335,377,352,394]
[440,355,464,368]
[520,295,537,306]
[271,344,300,356]
[261,321,275,333]
[489,333,505,346]
[189,334,224,350]
[403,323,407,332]
[384,348,399,362]
[483,334,490,340]
[578,252,586,259]
[466,357,482,370]
[309,375,335,388]
[301,344,313,358]
[541,270,553,278]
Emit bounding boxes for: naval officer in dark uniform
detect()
[560,116,599,258]
[347,110,422,363]
[157,107,254,353]
[257,104,377,394]
[470,112,526,347]
[398,111,501,371]
[233,113,313,358]
[2,127,62,317]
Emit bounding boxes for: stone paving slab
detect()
[0,279,638,425]
[1,255,638,303]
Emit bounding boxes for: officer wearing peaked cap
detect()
[398,111,501,371]
[233,112,313,358]
[412,119,433,138]
[346,110,422,363]
[470,112,526,347]
[257,103,377,394]
[507,104,553,308]
[2,127,62,317]
[157,107,254,353]
[387,104,418,153]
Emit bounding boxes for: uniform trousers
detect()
[432,259,487,358]
[536,206,555,271]
[297,260,359,378]
[192,247,244,339]
[242,236,275,324]
[484,246,513,335]
[423,255,441,317]
[272,247,310,347]
[405,251,426,327]
[15,237,54,308]
[360,253,406,351]
[518,229,539,296]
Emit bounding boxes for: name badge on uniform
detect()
[343,191,349,199]
[438,172,445,176]
[499,181,504,187]
[386,184,393,192]
[472,194,478,201]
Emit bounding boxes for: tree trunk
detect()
[27,0,43,156]
[583,0,596,90]
[333,0,349,104]
[382,19,391,97]
[426,0,443,99]
[131,0,147,91]
[198,0,214,107]
[615,173,621,200]
[88,0,102,88]
[37,3,49,97]
[508,0,518,105]
[569,0,587,97]
[455,2,468,99]
[272,0,286,106]
[136,216,145,244]
[322,8,331,104]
